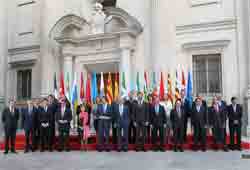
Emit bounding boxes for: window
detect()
[102,0,116,7]
[17,69,32,100]
[193,54,222,96]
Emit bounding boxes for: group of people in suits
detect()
[90,89,243,152]
[1,89,243,154]
[1,95,73,154]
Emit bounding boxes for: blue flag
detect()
[92,72,98,102]
[186,70,193,108]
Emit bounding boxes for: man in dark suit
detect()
[113,96,130,152]
[228,97,243,150]
[180,89,191,142]
[96,96,112,152]
[191,97,207,151]
[48,94,58,151]
[39,98,52,152]
[32,99,41,151]
[1,99,19,154]
[210,98,228,151]
[21,100,37,153]
[133,92,149,151]
[126,91,137,144]
[56,97,73,152]
[171,99,185,152]
[151,95,166,151]
[111,97,118,145]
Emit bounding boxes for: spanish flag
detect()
[114,72,119,100]
[167,73,173,102]
[106,72,113,104]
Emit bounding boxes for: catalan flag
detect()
[106,72,113,104]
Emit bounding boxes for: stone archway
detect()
[50,7,143,95]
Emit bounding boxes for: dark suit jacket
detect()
[39,107,52,128]
[170,107,185,130]
[227,104,243,126]
[133,101,149,124]
[210,106,227,129]
[113,104,130,127]
[125,99,137,123]
[21,107,37,131]
[191,105,207,128]
[96,103,112,120]
[55,106,73,130]
[2,107,19,133]
[151,104,166,126]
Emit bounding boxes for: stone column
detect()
[0,0,7,137]
[246,0,250,137]
[64,55,73,89]
[120,48,131,95]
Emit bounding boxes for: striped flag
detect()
[144,71,149,101]
[106,72,113,104]
[175,70,181,100]
[65,72,71,101]
[136,72,140,92]
[181,69,186,90]
[54,73,58,99]
[121,72,127,98]
[80,72,84,101]
[159,72,165,101]
[100,72,105,97]
[59,72,65,97]
[114,73,119,100]
[71,72,78,108]
[167,73,173,102]
[86,73,91,104]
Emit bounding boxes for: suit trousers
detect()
[229,124,241,147]
[173,127,184,145]
[97,119,111,150]
[135,123,146,149]
[152,125,164,147]
[4,128,16,152]
[193,124,206,146]
[58,127,70,151]
[40,126,50,150]
[117,124,129,150]
[128,122,136,144]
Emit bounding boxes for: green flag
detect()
[121,72,127,98]
[136,72,140,92]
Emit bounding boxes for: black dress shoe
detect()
[179,147,184,152]
[24,150,29,153]
[11,151,18,154]
[173,146,177,152]
[3,151,8,155]
[223,147,229,152]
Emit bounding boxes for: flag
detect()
[136,72,140,92]
[106,72,113,104]
[59,72,65,97]
[86,73,91,103]
[186,69,193,108]
[159,72,165,101]
[114,73,119,100]
[91,72,98,102]
[65,72,71,101]
[54,73,58,99]
[121,72,127,98]
[80,72,84,101]
[71,72,78,108]
[181,69,186,90]
[167,73,173,102]
[150,71,157,93]
[175,70,181,100]
[100,72,105,97]
[144,71,149,101]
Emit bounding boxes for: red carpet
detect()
[1,133,250,151]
